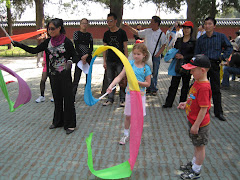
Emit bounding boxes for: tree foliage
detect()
[143,0,183,13]
[221,0,240,13]
[0,0,33,21]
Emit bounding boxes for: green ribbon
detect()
[0,70,16,112]
[86,133,132,179]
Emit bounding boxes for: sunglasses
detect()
[48,27,56,31]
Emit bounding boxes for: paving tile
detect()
[0,57,239,179]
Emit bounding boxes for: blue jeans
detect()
[222,66,240,87]
[149,56,161,92]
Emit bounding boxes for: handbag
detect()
[175,58,189,74]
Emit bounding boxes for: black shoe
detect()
[146,90,151,94]
[66,128,74,135]
[49,124,56,129]
[216,114,227,121]
[162,104,172,108]
[119,101,125,107]
[221,86,230,90]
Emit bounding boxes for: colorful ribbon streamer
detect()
[84,46,143,179]
[0,64,31,112]
[0,29,46,46]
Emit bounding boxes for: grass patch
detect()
[0,45,35,57]
[0,45,134,57]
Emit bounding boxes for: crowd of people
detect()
[11,13,239,179]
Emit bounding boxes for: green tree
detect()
[217,7,240,18]
[144,0,219,37]
[0,0,33,49]
[73,0,132,27]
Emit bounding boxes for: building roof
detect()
[1,18,240,27]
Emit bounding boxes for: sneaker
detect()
[151,92,157,96]
[50,98,54,102]
[180,162,192,171]
[180,169,201,179]
[103,101,112,106]
[119,135,129,145]
[35,96,45,103]
[119,101,125,107]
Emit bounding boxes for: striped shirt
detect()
[195,31,233,61]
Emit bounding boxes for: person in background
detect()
[102,12,128,107]
[72,18,93,102]
[12,18,78,134]
[195,17,233,121]
[125,16,167,96]
[221,42,240,89]
[133,24,143,41]
[196,25,206,39]
[35,32,54,103]
[163,21,195,108]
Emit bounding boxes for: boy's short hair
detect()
[182,54,211,70]
[152,16,161,26]
[204,17,216,25]
[107,13,117,20]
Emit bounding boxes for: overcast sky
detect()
[19,0,187,21]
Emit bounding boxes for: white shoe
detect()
[50,98,54,102]
[35,96,45,103]
[119,135,129,145]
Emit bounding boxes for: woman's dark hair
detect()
[46,18,66,35]
[183,26,194,37]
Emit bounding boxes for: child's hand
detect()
[103,62,107,70]
[42,61,46,67]
[106,87,112,94]
[175,53,184,59]
[177,102,186,109]
[190,124,199,134]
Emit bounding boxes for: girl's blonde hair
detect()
[132,43,149,64]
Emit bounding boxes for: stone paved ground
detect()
[0,57,239,180]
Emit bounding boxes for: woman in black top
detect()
[163,21,196,108]
[12,18,78,134]
[72,18,93,102]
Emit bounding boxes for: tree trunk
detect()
[35,0,44,43]
[7,6,13,49]
[186,0,198,38]
[35,0,44,66]
[110,0,123,27]
[210,0,216,18]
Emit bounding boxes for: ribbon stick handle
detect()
[98,86,116,100]
[0,25,13,42]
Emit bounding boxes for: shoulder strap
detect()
[153,32,162,56]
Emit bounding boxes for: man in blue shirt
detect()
[195,17,233,121]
